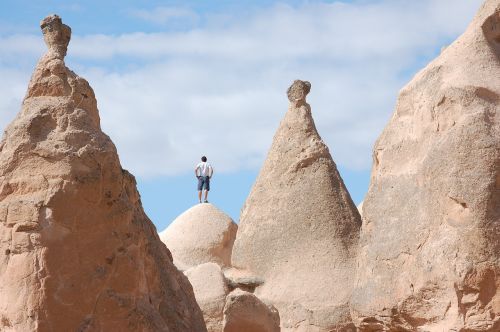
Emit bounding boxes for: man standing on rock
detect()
[195,156,213,203]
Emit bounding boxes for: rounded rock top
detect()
[287,79,311,102]
[40,14,71,58]
[159,203,238,271]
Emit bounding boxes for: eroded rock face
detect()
[352,1,500,331]
[0,15,206,332]
[223,289,280,332]
[159,203,238,271]
[231,80,361,331]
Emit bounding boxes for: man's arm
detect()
[194,166,199,178]
[209,165,214,178]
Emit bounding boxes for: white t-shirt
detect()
[196,162,213,177]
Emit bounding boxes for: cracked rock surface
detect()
[0,15,206,332]
[223,289,280,332]
[185,263,229,332]
[352,1,500,331]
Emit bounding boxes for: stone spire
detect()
[231,80,361,331]
[0,15,206,331]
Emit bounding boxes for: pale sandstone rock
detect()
[357,200,364,218]
[223,267,264,293]
[223,289,280,332]
[0,15,206,332]
[185,263,229,332]
[352,1,500,331]
[231,80,361,331]
[159,203,237,270]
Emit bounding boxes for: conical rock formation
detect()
[352,1,500,331]
[0,15,206,331]
[159,203,237,271]
[231,80,362,331]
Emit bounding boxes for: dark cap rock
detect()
[287,80,311,102]
[40,14,71,58]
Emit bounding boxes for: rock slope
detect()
[0,15,206,332]
[352,1,500,331]
[231,80,362,331]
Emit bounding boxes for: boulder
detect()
[352,1,500,331]
[223,289,280,332]
[185,263,229,332]
[223,267,264,293]
[0,15,206,332]
[231,80,361,331]
[159,203,238,270]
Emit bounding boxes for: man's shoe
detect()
[204,200,208,203]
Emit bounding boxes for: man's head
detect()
[201,156,207,162]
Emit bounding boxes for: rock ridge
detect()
[351,1,500,331]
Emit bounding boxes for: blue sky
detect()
[0,0,483,231]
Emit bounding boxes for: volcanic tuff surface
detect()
[159,203,239,331]
[231,80,362,331]
[159,203,238,271]
[3,2,499,332]
[0,15,206,332]
[223,289,280,332]
[185,262,229,332]
[352,1,500,331]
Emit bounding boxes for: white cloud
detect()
[0,34,43,58]
[130,6,199,25]
[0,0,483,177]
[0,67,32,132]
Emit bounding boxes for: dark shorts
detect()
[197,176,210,191]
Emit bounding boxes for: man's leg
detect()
[197,176,203,203]
[204,177,210,203]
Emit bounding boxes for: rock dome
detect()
[159,203,238,270]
